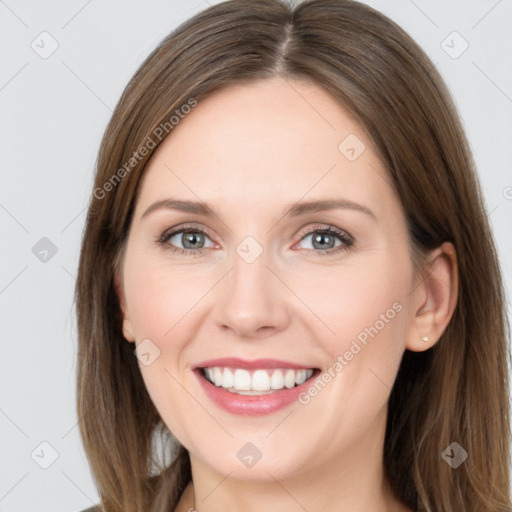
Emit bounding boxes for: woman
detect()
[75,0,511,511]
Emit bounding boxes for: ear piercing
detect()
[421,336,429,342]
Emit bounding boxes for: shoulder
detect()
[79,507,101,512]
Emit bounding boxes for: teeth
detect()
[270,369,284,389]
[233,369,252,390]
[252,369,270,391]
[295,369,307,385]
[223,368,234,388]
[203,367,314,392]
[284,369,295,388]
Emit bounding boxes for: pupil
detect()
[183,231,203,249]
[313,233,334,250]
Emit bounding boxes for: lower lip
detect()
[194,369,318,416]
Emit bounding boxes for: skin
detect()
[116,76,458,512]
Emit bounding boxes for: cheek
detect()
[293,252,411,414]
[124,251,206,342]
[289,251,411,354]
[307,256,410,416]
[123,252,221,444]
[123,269,198,447]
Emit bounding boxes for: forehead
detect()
[135,77,401,221]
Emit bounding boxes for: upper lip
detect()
[191,357,317,370]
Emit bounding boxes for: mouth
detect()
[200,366,316,395]
[192,358,320,415]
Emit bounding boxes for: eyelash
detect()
[157,223,354,257]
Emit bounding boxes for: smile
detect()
[192,358,320,415]
[202,367,315,394]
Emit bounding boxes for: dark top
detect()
[80,507,100,512]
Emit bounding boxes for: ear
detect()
[114,267,136,343]
[406,241,458,352]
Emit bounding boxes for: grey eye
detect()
[298,231,343,250]
[168,230,213,250]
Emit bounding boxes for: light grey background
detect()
[0,1,511,511]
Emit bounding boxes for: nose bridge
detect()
[213,236,289,337]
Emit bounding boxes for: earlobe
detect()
[121,318,136,343]
[406,242,459,352]
[114,268,136,343]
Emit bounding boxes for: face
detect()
[117,76,424,483]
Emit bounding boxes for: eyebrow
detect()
[141,198,376,221]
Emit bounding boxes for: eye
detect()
[158,224,215,255]
[157,223,353,257]
[294,225,353,255]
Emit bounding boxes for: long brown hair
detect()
[75,0,511,510]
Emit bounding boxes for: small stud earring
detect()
[421,336,429,342]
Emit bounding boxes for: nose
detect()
[212,245,291,339]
